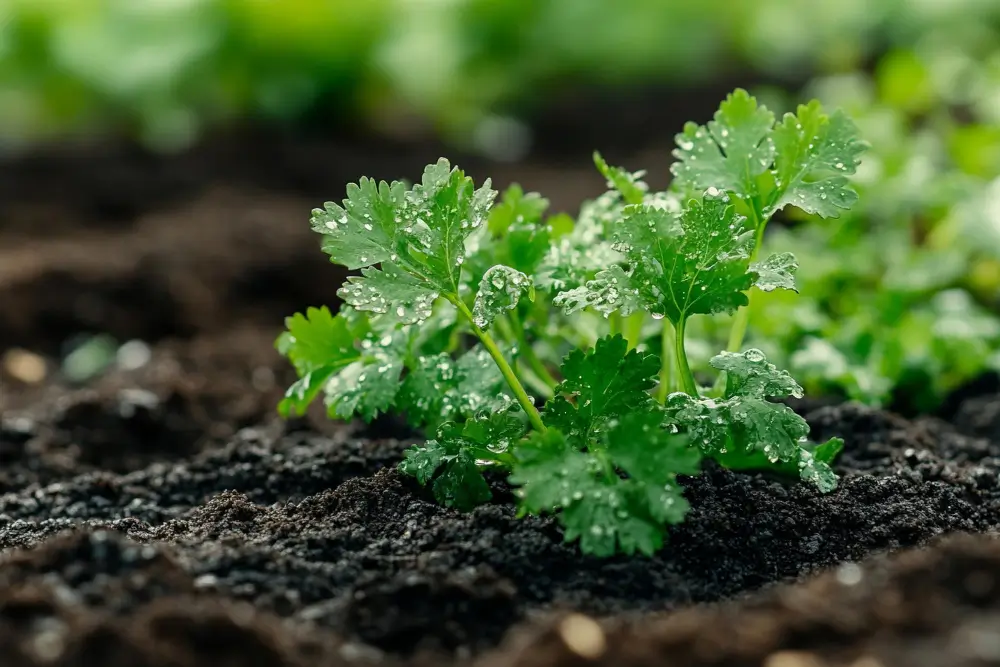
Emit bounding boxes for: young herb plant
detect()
[277,89,867,557]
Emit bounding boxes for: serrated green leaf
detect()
[607,411,700,525]
[512,411,698,557]
[397,346,509,429]
[400,408,526,511]
[727,397,810,463]
[400,440,449,485]
[544,335,660,443]
[662,392,730,454]
[314,159,496,323]
[472,265,534,330]
[751,252,799,292]
[311,178,407,270]
[771,103,867,218]
[410,159,497,288]
[561,482,659,557]
[276,306,361,417]
[593,151,648,205]
[488,184,549,236]
[338,262,439,324]
[432,452,493,510]
[279,306,357,376]
[711,348,804,399]
[565,191,755,325]
[398,353,455,427]
[797,437,843,493]
[536,191,623,293]
[666,350,838,489]
[451,346,512,416]
[553,265,642,317]
[669,90,865,225]
[509,429,594,514]
[325,356,405,422]
[439,407,526,457]
[671,89,775,202]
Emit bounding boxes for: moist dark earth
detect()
[3,128,1000,667]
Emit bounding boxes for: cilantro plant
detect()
[278,89,866,557]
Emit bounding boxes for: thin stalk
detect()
[446,294,546,433]
[495,316,553,399]
[725,200,768,354]
[716,199,770,395]
[656,320,674,403]
[674,318,698,396]
[507,310,558,393]
[623,312,645,351]
[609,311,623,337]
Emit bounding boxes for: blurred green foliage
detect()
[2,0,999,151]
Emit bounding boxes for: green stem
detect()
[446,294,546,433]
[725,200,769,354]
[674,317,698,396]
[494,316,553,399]
[609,311,623,337]
[507,310,558,393]
[656,320,674,403]
[716,199,771,395]
[623,312,645,351]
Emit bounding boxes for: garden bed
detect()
[3,132,1000,667]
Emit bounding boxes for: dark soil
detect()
[3,130,1000,666]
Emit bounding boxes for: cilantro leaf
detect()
[488,184,549,236]
[606,411,702,525]
[467,185,552,289]
[338,263,438,324]
[397,347,509,429]
[593,151,648,205]
[311,178,406,270]
[664,349,839,491]
[711,348,804,399]
[472,265,534,330]
[771,102,867,218]
[313,159,496,323]
[275,306,361,417]
[400,407,526,510]
[558,190,755,325]
[544,335,660,443]
[751,252,799,292]
[510,429,594,514]
[325,355,405,421]
[511,410,699,557]
[671,90,866,225]
[671,89,775,202]
[797,437,843,493]
[536,191,622,293]
[553,265,641,317]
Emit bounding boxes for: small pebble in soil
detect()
[557,614,606,660]
[2,348,47,383]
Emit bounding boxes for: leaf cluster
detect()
[276,89,869,557]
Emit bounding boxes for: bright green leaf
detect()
[593,151,648,205]
[671,89,775,202]
[472,265,534,330]
[751,252,799,292]
[315,159,496,323]
[275,306,361,417]
[544,335,660,443]
[771,103,867,218]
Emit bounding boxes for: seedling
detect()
[277,89,867,556]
